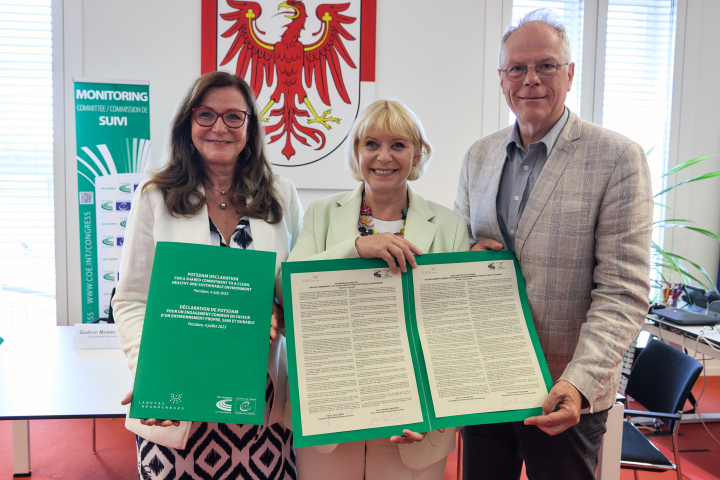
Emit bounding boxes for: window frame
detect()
[52,0,66,325]
[52,0,85,326]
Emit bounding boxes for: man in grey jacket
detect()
[454,9,653,480]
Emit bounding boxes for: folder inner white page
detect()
[412,260,548,417]
[290,268,424,436]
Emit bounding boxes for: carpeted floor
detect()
[442,374,720,480]
[0,418,137,479]
[2,376,719,480]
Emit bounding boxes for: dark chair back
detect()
[625,339,703,431]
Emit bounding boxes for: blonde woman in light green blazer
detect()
[287,99,469,480]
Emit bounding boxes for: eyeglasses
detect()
[192,107,249,128]
[501,63,569,82]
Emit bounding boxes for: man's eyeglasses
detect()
[501,63,569,82]
[192,107,249,128]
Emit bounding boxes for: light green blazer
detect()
[288,184,469,262]
[286,184,469,471]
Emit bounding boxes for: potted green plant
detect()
[651,153,720,300]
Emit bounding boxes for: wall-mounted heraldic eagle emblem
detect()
[202,0,376,188]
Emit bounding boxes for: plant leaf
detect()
[655,171,720,197]
[652,242,691,283]
[652,260,708,288]
[653,219,696,225]
[654,224,720,242]
[652,241,715,290]
[662,155,717,177]
[662,252,718,292]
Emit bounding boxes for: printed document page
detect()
[290,268,424,436]
[412,260,548,417]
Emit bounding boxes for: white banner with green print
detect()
[75,79,150,322]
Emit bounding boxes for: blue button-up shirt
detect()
[496,107,569,251]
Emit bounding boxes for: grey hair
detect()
[499,8,571,68]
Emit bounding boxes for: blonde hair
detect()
[345,99,432,182]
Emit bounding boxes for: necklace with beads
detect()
[205,184,231,210]
[207,186,229,195]
[206,191,228,209]
[357,193,408,238]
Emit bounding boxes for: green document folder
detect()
[282,250,553,447]
[130,241,276,425]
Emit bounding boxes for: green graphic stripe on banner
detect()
[75,81,150,322]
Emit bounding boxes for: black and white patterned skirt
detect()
[137,376,295,480]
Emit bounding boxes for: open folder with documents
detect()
[282,250,553,448]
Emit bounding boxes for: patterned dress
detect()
[136,217,295,480]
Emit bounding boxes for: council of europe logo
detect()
[116,202,131,211]
[235,398,256,415]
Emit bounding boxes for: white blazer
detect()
[113,176,303,449]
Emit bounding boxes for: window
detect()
[602,0,676,270]
[508,0,584,123]
[0,0,55,327]
[602,0,675,185]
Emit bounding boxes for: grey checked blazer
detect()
[454,111,653,413]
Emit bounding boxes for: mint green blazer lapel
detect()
[403,186,438,254]
[326,185,363,249]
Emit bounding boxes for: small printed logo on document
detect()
[170,393,182,404]
[488,262,506,270]
[235,398,256,415]
[216,397,233,413]
[373,270,392,278]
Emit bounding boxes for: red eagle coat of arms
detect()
[202,0,376,188]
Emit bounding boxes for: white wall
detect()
[61,0,497,210]
[664,0,720,292]
[56,0,500,323]
[55,0,720,332]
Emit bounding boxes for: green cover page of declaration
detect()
[130,241,276,425]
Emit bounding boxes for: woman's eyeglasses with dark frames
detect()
[192,107,249,128]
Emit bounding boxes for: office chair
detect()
[620,339,703,480]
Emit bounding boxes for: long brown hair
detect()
[144,71,282,223]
